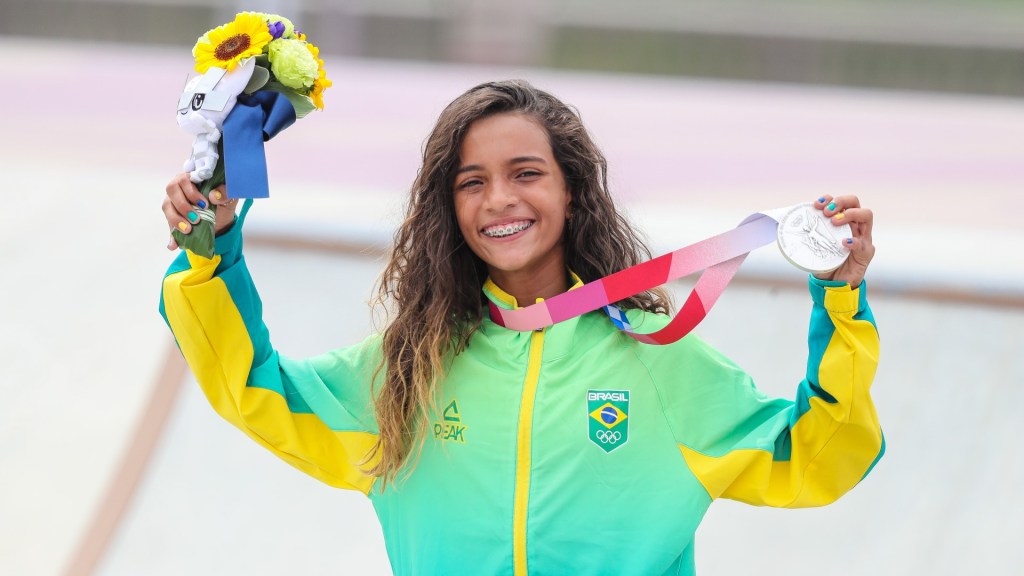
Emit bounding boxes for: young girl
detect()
[160,80,881,575]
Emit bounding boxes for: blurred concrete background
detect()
[3,0,1024,96]
[1,1,1022,575]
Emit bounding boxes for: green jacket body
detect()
[159,214,883,575]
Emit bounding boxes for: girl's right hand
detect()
[163,173,238,250]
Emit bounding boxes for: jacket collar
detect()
[482,271,584,311]
[479,272,586,363]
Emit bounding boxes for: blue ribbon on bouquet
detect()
[221,91,296,199]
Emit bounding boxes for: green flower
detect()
[248,12,295,38]
[267,39,318,90]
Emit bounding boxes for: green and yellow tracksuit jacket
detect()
[160,213,883,576]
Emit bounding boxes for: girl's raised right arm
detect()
[159,174,381,493]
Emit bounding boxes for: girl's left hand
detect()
[812,195,875,289]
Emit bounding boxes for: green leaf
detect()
[172,146,223,260]
[262,81,316,119]
[171,219,215,259]
[244,65,271,95]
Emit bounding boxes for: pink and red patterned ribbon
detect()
[487,212,780,345]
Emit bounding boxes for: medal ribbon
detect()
[487,211,783,345]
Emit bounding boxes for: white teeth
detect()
[483,221,533,238]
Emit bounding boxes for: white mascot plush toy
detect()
[176,57,257,184]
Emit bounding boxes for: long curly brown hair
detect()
[369,80,671,486]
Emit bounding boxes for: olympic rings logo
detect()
[595,430,622,444]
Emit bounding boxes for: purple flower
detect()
[268,21,285,39]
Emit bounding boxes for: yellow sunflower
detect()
[305,41,331,109]
[310,72,332,110]
[193,13,272,73]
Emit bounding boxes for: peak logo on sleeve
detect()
[587,390,629,453]
[433,399,467,444]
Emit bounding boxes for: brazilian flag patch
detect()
[587,390,629,453]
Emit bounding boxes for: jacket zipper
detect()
[513,327,545,576]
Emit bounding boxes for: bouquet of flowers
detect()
[173,12,331,258]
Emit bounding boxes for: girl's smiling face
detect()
[453,113,571,298]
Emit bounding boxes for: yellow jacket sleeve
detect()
[159,216,380,493]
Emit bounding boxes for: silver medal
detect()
[776,203,852,274]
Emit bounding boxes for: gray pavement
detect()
[2,37,1023,575]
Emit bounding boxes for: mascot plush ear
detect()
[176,58,257,183]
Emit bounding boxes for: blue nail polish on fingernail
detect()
[817,197,826,203]
[188,211,199,223]
[197,199,208,209]
[827,202,836,211]
[846,238,854,244]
